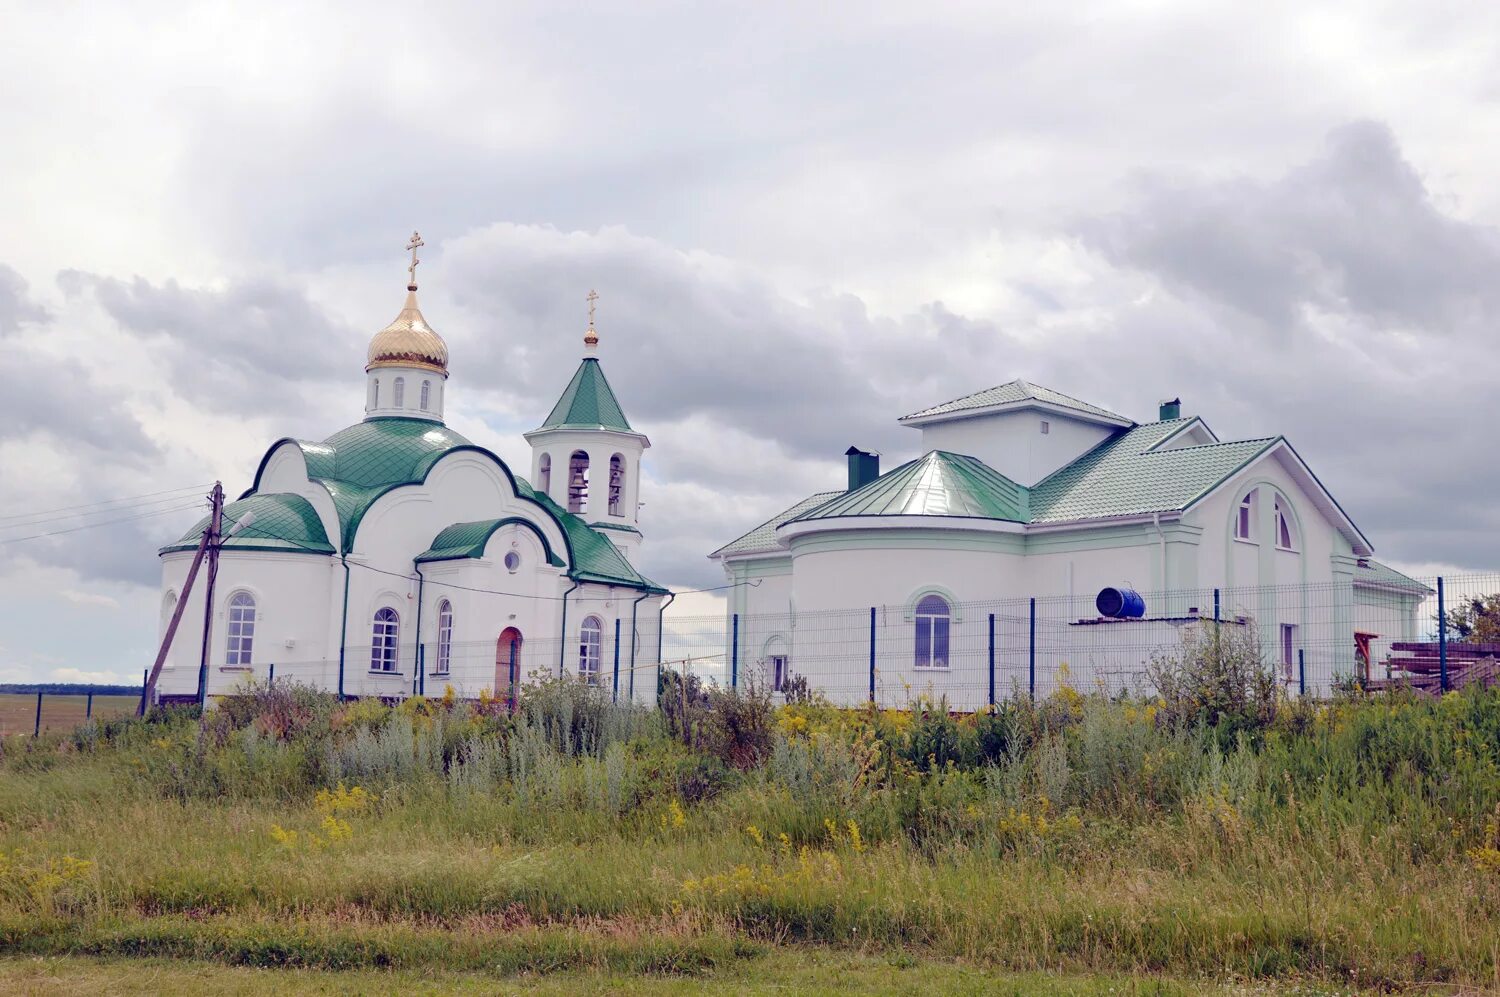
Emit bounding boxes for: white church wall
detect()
[917,410,1115,487]
[256,442,342,552]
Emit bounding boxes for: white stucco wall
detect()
[916,410,1115,486]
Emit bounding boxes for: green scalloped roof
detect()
[791,452,1029,523]
[536,358,633,432]
[164,492,334,555]
[417,519,567,566]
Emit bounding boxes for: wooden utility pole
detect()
[141,482,223,714]
[194,482,225,708]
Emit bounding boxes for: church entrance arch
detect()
[496,628,523,711]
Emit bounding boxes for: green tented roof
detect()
[536,358,633,432]
[416,519,567,567]
[792,452,1029,523]
[900,379,1130,425]
[711,491,843,558]
[1028,420,1277,522]
[1354,559,1433,596]
[164,492,334,555]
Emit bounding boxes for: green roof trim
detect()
[416,518,566,567]
[900,379,1131,425]
[1355,559,1433,596]
[162,492,334,556]
[589,521,642,535]
[791,452,1029,524]
[536,358,633,432]
[533,494,666,592]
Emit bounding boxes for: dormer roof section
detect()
[899,378,1133,429]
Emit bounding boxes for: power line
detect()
[0,483,213,525]
[216,509,747,602]
[0,502,205,545]
[0,490,214,531]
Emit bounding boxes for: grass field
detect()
[0,670,1495,994]
[0,694,138,738]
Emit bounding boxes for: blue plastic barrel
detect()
[1096,587,1145,619]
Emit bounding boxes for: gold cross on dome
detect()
[406,231,425,286]
[586,289,598,328]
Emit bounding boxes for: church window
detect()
[1275,496,1296,550]
[420,380,431,411]
[770,655,788,692]
[435,600,453,675]
[608,454,624,516]
[568,451,590,514]
[371,379,379,409]
[578,616,603,684]
[225,592,256,667]
[371,607,400,673]
[914,594,950,670]
[1236,491,1255,541]
[393,377,405,408]
[539,454,551,495]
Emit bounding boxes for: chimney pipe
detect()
[845,446,880,491]
[1158,397,1181,421]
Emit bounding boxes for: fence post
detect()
[1437,576,1448,693]
[987,612,996,708]
[138,668,148,716]
[33,691,42,737]
[731,613,739,690]
[1028,597,1036,701]
[868,607,877,704]
[612,617,621,703]
[86,691,93,720]
[268,663,275,687]
[1213,588,1220,624]
[1298,648,1305,698]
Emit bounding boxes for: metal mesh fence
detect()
[163,571,1499,710]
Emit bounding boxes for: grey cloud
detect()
[0,345,156,459]
[0,266,47,334]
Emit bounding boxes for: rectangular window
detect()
[1237,502,1252,540]
[770,655,788,692]
[915,616,950,669]
[1040,420,1050,435]
[1281,623,1296,682]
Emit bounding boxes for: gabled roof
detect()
[1354,560,1432,596]
[164,493,335,555]
[899,379,1131,427]
[790,451,1028,523]
[536,357,633,432]
[1029,420,1278,523]
[711,491,843,558]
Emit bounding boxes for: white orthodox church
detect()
[713,382,1430,705]
[154,240,666,705]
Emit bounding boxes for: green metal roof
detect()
[536,358,633,432]
[711,491,843,558]
[164,492,334,555]
[533,494,666,591]
[416,518,567,567]
[791,452,1029,524]
[316,418,475,487]
[900,379,1130,425]
[1028,420,1277,522]
[1354,559,1433,596]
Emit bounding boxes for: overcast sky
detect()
[3,1,1499,683]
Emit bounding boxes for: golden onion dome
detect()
[366,286,448,376]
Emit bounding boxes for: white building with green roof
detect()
[155,256,665,706]
[712,381,1428,704]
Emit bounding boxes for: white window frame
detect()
[434,599,453,675]
[914,594,951,670]
[225,591,256,667]
[393,377,405,408]
[1274,496,1297,551]
[420,379,431,411]
[1280,623,1297,682]
[371,378,379,409]
[538,454,552,495]
[1235,491,1255,542]
[579,615,603,684]
[769,654,788,692]
[371,607,400,673]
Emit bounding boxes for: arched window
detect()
[393,377,405,408]
[1274,496,1297,550]
[608,454,624,516]
[1236,491,1255,541]
[568,451,590,514]
[538,453,552,495]
[370,378,379,409]
[914,594,950,670]
[160,591,178,631]
[420,380,431,411]
[435,600,453,675]
[226,591,256,666]
[578,615,603,683]
[371,607,400,673]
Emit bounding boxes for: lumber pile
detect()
[1366,641,1500,696]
